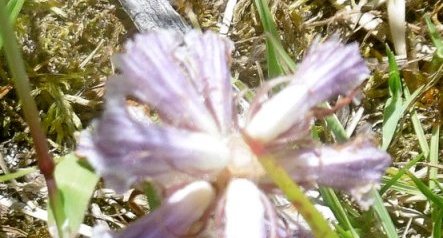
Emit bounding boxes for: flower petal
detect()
[276,137,391,209]
[93,181,215,238]
[225,179,266,238]
[77,94,229,193]
[179,31,234,134]
[113,30,233,134]
[245,39,369,143]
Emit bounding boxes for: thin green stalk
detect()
[259,155,339,238]
[0,1,65,236]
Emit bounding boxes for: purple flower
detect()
[77,30,391,237]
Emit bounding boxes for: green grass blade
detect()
[380,154,423,195]
[0,0,25,49]
[382,47,404,150]
[406,171,443,207]
[265,33,297,73]
[319,187,360,238]
[6,0,25,22]
[425,15,443,67]
[253,0,284,77]
[381,177,422,195]
[371,190,399,238]
[323,103,348,143]
[432,207,443,238]
[0,167,37,182]
[403,86,430,155]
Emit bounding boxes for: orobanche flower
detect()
[77,30,391,237]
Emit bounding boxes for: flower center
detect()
[225,134,265,180]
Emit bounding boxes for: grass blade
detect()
[253,0,284,77]
[380,154,423,195]
[371,190,399,238]
[319,187,360,238]
[0,0,25,49]
[0,167,37,182]
[432,207,443,238]
[406,171,443,207]
[425,15,443,70]
[382,47,404,150]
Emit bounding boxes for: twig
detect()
[117,0,189,33]
[219,0,237,35]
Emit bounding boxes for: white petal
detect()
[225,179,266,238]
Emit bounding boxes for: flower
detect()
[77,30,391,237]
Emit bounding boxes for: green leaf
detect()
[382,47,404,150]
[49,154,99,237]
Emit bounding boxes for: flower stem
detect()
[0,2,65,236]
[259,154,338,238]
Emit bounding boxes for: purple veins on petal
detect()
[245,39,370,143]
[77,93,229,193]
[179,31,234,134]
[277,136,391,208]
[112,30,234,134]
[93,181,215,238]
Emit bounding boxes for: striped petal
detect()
[245,39,369,143]
[77,92,229,193]
[276,137,391,209]
[93,181,215,238]
[113,30,233,134]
